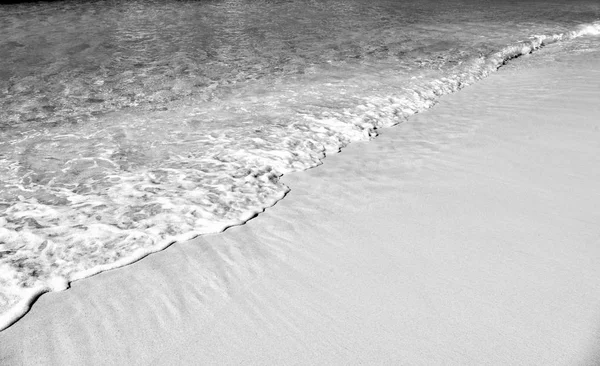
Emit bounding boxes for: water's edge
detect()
[1,21,598,332]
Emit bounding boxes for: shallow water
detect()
[0,0,599,329]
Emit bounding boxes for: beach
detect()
[2,0,600,333]
[1,38,599,364]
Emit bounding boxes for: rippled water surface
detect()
[2,0,598,126]
[0,0,599,329]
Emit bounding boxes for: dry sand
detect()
[1,43,600,365]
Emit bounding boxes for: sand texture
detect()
[1,44,600,365]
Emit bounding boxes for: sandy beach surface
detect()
[1,42,600,365]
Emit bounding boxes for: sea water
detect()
[0,0,599,329]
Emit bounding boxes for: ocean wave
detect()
[1,20,599,331]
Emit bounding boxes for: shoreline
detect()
[1,22,599,333]
[2,40,600,364]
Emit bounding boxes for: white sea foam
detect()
[0,16,599,331]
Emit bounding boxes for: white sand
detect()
[1,44,600,365]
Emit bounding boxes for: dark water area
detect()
[0,0,599,330]
[1,0,598,128]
